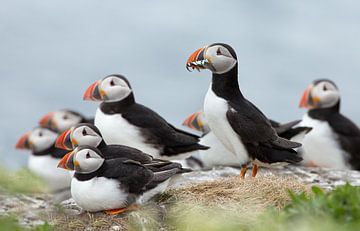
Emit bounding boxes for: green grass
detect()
[0,216,53,231]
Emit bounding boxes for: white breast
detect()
[298,114,350,169]
[203,85,249,165]
[71,177,131,212]
[28,155,71,192]
[95,108,160,157]
[137,179,170,204]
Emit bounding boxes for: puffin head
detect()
[55,123,103,150]
[57,146,104,174]
[299,79,340,109]
[83,74,133,103]
[16,127,58,153]
[186,43,238,74]
[39,110,84,132]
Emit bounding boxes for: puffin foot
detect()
[105,204,139,215]
[240,165,247,179]
[251,164,258,177]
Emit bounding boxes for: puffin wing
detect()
[103,158,154,194]
[101,145,154,163]
[226,100,301,149]
[122,104,208,156]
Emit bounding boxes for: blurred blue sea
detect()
[1,0,360,169]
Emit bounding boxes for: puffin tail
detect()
[256,146,303,164]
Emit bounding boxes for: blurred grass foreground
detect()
[0,166,360,231]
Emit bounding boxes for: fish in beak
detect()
[15,132,32,150]
[185,46,210,71]
[83,80,104,101]
[299,84,321,109]
[57,151,77,170]
[39,112,57,130]
[55,129,74,150]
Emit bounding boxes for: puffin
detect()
[15,127,71,192]
[57,146,190,214]
[82,74,208,160]
[39,110,94,133]
[181,111,312,169]
[186,43,302,177]
[298,79,360,170]
[55,123,190,172]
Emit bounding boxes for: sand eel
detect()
[82,74,208,160]
[186,43,302,177]
[298,79,360,170]
[57,146,190,214]
[15,127,71,192]
[39,110,94,133]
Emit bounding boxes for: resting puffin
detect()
[15,127,71,192]
[83,74,208,160]
[57,146,190,214]
[298,79,360,170]
[186,43,302,177]
[39,110,94,133]
[55,123,189,172]
[182,111,311,169]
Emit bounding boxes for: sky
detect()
[1,0,360,169]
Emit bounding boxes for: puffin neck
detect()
[73,161,106,181]
[98,139,107,149]
[100,93,135,114]
[211,64,244,101]
[308,100,340,120]
[32,145,53,156]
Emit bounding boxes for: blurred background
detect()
[1,0,360,169]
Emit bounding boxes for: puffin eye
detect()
[86,152,91,158]
[63,115,69,120]
[82,128,87,136]
[323,85,328,91]
[216,47,222,56]
[38,132,43,137]
[110,80,115,86]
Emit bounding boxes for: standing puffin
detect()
[57,146,190,214]
[55,123,190,172]
[15,127,71,192]
[39,110,94,133]
[82,74,208,160]
[182,111,311,169]
[298,79,360,170]
[186,43,302,177]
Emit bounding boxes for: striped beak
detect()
[57,151,77,170]
[55,129,73,150]
[299,84,320,109]
[186,46,209,71]
[83,80,104,101]
[39,112,57,130]
[182,111,205,132]
[15,132,32,150]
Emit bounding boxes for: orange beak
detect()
[299,84,320,109]
[186,47,208,71]
[55,129,73,150]
[83,80,103,101]
[182,111,204,132]
[15,132,31,149]
[57,151,73,170]
[39,112,55,129]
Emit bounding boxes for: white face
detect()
[204,45,237,74]
[71,126,102,148]
[28,128,58,152]
[99,76,132,102]
[311,81,340,108]
[73,148,104,174]
[52,111,83,132]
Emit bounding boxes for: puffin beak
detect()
[299,85,320,109]
[182,111,204,132]
[186,46,209,71]
[55,129,73,150]
[39,112,56,130]
[15,132,32,150]
[57,151,75,170]
[83,80,104,101]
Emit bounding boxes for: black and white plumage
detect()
[298,79,360,170]
[186,43,302,177]
[39,110,94,133]
[15,127,71,192]
[55,123,189,172]
[181,111,311,169]
[82,74,208,160]
[57,146,190,213]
